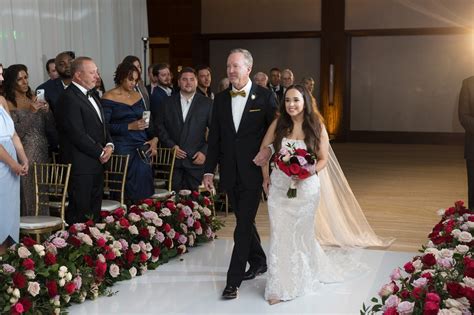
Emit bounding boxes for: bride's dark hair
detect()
[273,84,324,155]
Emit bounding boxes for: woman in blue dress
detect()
[102,62,157,203]
[0,94,28,253]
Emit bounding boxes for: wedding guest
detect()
[102,62,156,202]
[302,76,318,111]
[146,63,159,96]
[281,68,295,95]
[267,67,283,101]
[0,95,28,253]
[459,76,474,209]
[150,63,173,132]
[121,55,150,111]
[95,72,106,98]
[46,58,59,80]
[196,65,214,100]
[4,64,53,217]
[158,67,212,191]
[217,77,230,92]
[254,72,269,88]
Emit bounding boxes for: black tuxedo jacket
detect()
[459,76,474,160]
[157,93,212,169]
[204,83,277,190]
[55,83,113,175]
[36,78,66,113]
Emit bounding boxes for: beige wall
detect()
[202,0,321,33]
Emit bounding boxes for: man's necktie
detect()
[86,89,96,98]
[229,90,246,98]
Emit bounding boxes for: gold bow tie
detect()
[230,90,246,98]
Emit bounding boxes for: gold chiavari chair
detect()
[151,146,176,200]
[20,163,71,242]
[101,154,130,212]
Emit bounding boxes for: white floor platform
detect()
[69,239,415,315]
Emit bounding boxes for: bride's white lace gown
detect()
[265,139,343,301]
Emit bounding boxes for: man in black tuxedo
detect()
[158,67,212,191]
[459,76,474,209]
[150,63,174,135]
[203,48,277,299]
[55,57,114,224]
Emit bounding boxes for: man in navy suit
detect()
[55,57,113,224]
[158,67,212,191]
[203,49,277,299]
[150,63,173,135]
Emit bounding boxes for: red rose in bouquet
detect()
[274,143,316,198]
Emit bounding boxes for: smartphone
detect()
[142,110,151,124]
[36,89,45,102]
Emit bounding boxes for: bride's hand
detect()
[262,177,270,195]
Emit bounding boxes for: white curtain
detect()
[0,0,148,90]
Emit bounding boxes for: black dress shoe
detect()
[243,265,268,281]
[222,285,238,299]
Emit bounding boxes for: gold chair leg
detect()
[225,194,229,217]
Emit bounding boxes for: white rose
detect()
[54,308,61,315]
[138,241,146,251]
[193,211,201,220]
[28,281,40,297]
[24,270,36,279]
[97,254,106,263]
[10,297,18,304]
[437,208,446,216]
[58,278,66,287]
[188,234,195,246]
[65,272,72,281]
[457,231,473,243]
[445,299,466,310]
[425,240,435,248]
[451,229,462,237]
[152,217,163,227]
[128,213,141,222]
[12,288,20,298]
[88,227,102,239]
[461,223,469,231]
[455,244,469,254]
[95,223,106,230]
[128,225,139,235]
[129,267,137,278]
[80,234,93,246]
[167,229,176,239]
[145,243,152,252]
[147,226,156,237]
[180,223,188,234]
[160,208,171,216]
[112,241,123,250]
[440,249,454,259]
[438,309,461,315]
[17,247,31,259]
[463,276,474,288]
[109,264,120,278]
[131,244,141,253]
[33,244,45,256]
[203,207,212,217]
[412,259,422,271]
[456,297,470,308]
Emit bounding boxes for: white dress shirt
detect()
[231,79,252,131]
[72,82,102,122]
[180,92,195,121]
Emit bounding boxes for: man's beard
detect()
[58,70,72,79]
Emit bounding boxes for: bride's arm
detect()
[260,119,278,194]
[315,124,329,173]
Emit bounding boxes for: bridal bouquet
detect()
[274,143,316,198]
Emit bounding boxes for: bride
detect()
[259,84,393,305]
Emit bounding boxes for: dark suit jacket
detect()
[55,83,113,175]
[459,76,474,160]
[204,83,277,190]
[157,93,212,169]
[267,83,284,105]
[150,86,171,136]
[36,78,66,113]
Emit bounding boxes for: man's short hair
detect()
[46,58,55,73]
[195,64,211,74]
[178,67,196,79]
[71,57,93,76]
[152,63,170,76]
[229,48,253,68]
[270,67,281,73]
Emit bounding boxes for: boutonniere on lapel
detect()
[251,94,256,100]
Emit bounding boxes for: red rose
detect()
[64,282,76,295]
[68,236,82,247]
[143,199,153,206]
[85,219,94,227]
[164,238,173,248]
[44,252,57,266]
[421,272,432,281]
[139,228,150,239]
[186,200,194,208]
[422,253,436,267]
[21,236,36,247]
[403,261,415,273]
[464,257,474,278]
[445,207,456,216]
[383,307,398,315]
[105,250,116,261]
[125,249,135,264]
[289,163,301,175]
[154,201,162,208]
[468,215,474,222]
[277,160,291,176]
[294,148,308,156]
[192,191,200,198]
[400,290,410,299]
[68,224,78,234]
[166,201,176,211]
[411,286,424,299]
[425,292,440,304]
[18,298,31,312]
[151,247,160,257]
[461,286,474,304]
[12,302,24,314]
[447,282,463,298]
[174,231,181,240]
[177,210,186,222]
[164,223,171,233]
[100,210,109,218]
[423,301,439,315]
[96,237,106,248]
[193,221,201,230]
[299,168,310,179]
[83,255,94,267]
[12,272,26,289]
[46,280,58,297]
[203,197,211,206]
[140,252,148,262]
[113,207,126,217]
[21,258,35,270]
[119,218,130,228]
[95,261,107,278]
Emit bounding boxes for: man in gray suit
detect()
[157,67,212,191]
[459,76,474,209]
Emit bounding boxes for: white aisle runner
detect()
[69,239,414,315]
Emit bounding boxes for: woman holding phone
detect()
[102,62,157,203]
[4,64,53,216]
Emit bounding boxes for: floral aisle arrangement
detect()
[0,191,222,314]
[273,143,316,198]
[362,201,474,315]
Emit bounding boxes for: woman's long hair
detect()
[273,84,324,155]
[3,64,33,107]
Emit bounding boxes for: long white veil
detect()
[316,145,395,247]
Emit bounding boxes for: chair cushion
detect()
[151,189,172,199]
[101,199,121,212]
[20,216,63,229]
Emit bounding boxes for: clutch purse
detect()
[137,143,151,164]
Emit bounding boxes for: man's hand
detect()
[145,138,158,157]
[202,174,214,192]
[253,146,272,166]
[192,151,206,165]
[100,145,113,164]
[173,145,187,159]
